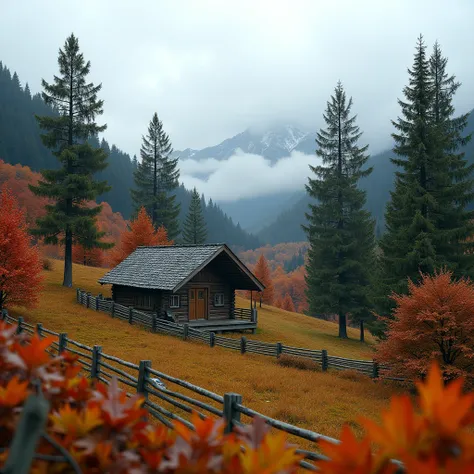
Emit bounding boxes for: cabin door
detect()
[188,288,207,320]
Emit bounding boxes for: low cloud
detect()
[180,149,320,201]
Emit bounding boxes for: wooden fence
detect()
[77,289,395,379]
[2,310,341,471]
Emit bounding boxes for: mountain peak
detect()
[176,123,315,162]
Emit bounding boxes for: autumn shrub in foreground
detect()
[377,270,474,383]
[1,320,474,473]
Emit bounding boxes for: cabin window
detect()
[169,295,180,308]
[135,294,153,309]
[214,293,225,307]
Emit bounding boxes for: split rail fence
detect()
[77,289,400,380]
[1,310,404,473]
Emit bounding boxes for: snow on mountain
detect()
[173,124,315,163]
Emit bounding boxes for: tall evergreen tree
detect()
[131,113,180,239]
[429,42,474,269]
[377,37,474,324]
[302,82,375,339]
[182,187,207,244]
[29,34,110,287]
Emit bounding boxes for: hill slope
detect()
[11,260,397,441]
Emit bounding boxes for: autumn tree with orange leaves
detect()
[253,254,274,307]
[376,270,474,383]
[0,187,43,312]
[110,207,173,266]
[281,293,295,312]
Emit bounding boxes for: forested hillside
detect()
[258,114,474,244]
[0,61,260,249]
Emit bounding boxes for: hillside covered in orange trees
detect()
[0,160,128,265]
[238,243,309,313]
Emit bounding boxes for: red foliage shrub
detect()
[0,186,43,311]
[376,271,474,383]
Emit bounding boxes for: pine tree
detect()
[29,34,111,287]
[302,82,375,339]
[429,42,474,270]
[131,113,180,239]
[182,187,207,244]
[377,37,474,325]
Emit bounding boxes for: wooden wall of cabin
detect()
[112,285,162,313]
[160,267,234,323]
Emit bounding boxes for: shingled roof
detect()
[98,244,264,292]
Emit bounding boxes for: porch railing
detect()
[231,307,256,322]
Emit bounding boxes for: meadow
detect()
[11,259,402,442]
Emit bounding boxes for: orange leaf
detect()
[0,376,29,407]
[317,425,395,474]
[15,335,55,370]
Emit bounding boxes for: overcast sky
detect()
[1,0,474,157]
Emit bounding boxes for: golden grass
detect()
[11,260,404,446]
[234,298,376,359]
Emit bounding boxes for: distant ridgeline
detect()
[257,111,474,244]
[0,61,261,250]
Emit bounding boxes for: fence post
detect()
[1,309,7,321]
[276,342,282,359]
[129,307,134,325]
[321,349,328,372]
[223,393,242,434]
[183,323,189,340]
[137,360,152,399]
[2,394,50,474]
[240,336,247,354]
[372,361,379,379]
[86,293,91,309]
[90,345,102,379]
[17,317,24,334]
[36,323,43,337]
[152,313,157,333]
[58,333,68,354]
[210,332,215,348]
[76,288,80,303]
[111,301,115,318]
[95,296,99,311]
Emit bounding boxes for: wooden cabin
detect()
[98,244,265,332]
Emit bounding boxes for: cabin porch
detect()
[186,307,257,333]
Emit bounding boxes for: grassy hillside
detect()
[11,260,401,445]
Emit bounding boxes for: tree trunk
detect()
[63,227,73,287]
[338,312,348,339]
[360,320,365,342]
[259,293,262,308]
[0,290,3,313]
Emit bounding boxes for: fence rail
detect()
[1,310,356,472]
[77,289,398,381]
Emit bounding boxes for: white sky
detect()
[1,0,473,155]
[1,0,473,201]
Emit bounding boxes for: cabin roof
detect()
[98,243,265,292]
